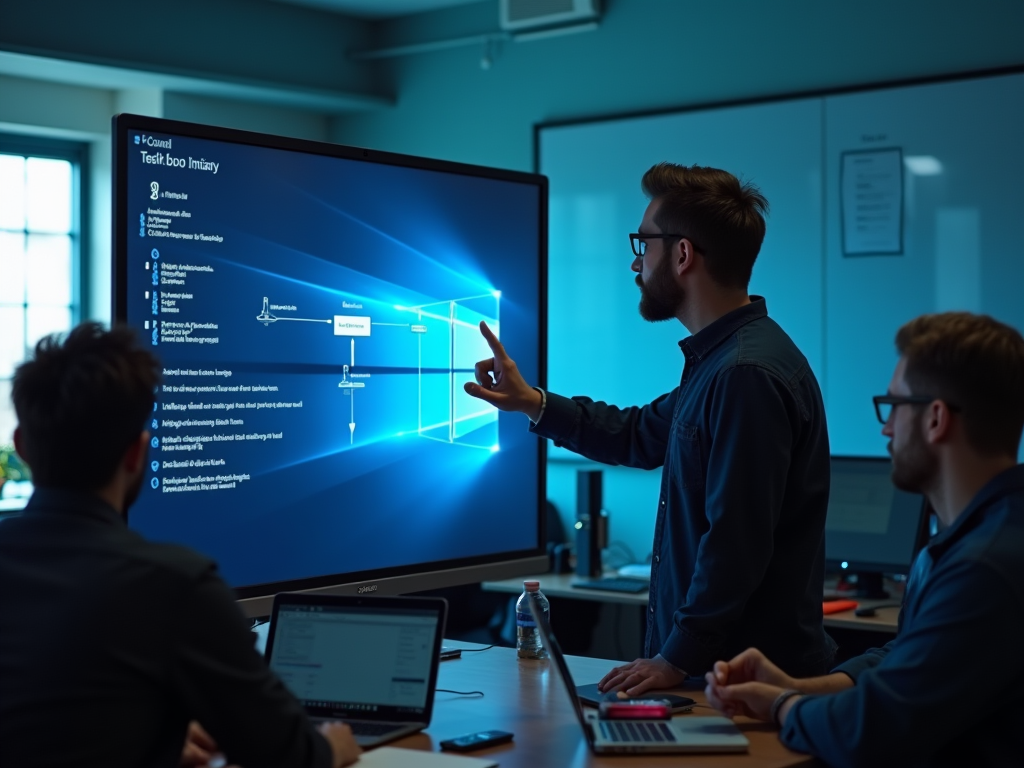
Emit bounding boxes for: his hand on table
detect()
[179,720,360,768]
[463,321,543,421]
[597,654,687,696]
[320,722,362,768]
[704,647,856,724]
[180,722,220,767]
[703,648,798,723]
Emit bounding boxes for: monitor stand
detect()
[847,572,889,599]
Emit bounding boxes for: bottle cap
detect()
[524,580,540,592]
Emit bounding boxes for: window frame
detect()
[0,132,91,325]
[0,134,89,509]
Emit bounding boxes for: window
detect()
[0,135,87,507]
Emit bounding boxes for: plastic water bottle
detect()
[516,580,550,659]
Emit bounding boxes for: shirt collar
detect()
[928,463,1024,556]
[679,296,767,360]
[23,487,125,527]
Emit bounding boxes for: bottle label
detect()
[516,611,536,628]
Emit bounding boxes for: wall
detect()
[0,0,380,98]
[331,0,1024,558]
[0,79,345,329]
[0,0,390,325]
[3,0,1024,559]
[333,0,1024,169]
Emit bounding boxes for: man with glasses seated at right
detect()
[704,311,1024,768]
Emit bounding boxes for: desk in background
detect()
[483,573,900,632]
[482,573,899,661]
[392,642,812,768]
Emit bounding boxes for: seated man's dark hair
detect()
[12,322,160,490]
[641,163,769,290]
[896,312,1024,457]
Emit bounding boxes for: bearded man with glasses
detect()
[466,162,836,694]
[705,312,1024,767]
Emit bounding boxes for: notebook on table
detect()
[265,592,447,748]
[528,599,749,755]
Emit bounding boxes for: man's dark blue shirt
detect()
[533,297,835,676]
[782,464,1024,767]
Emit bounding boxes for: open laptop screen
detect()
[268,602,440,720]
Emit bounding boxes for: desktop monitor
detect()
[112,114,548,616]
[825,456,929,598]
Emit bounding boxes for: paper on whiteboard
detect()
[841,148,903,255]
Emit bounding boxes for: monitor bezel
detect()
[824,454,930,576]
[112,114,549,616]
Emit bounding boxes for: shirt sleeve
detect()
[832,639,895,681]
[170,568,332,768]
[529,390,677,470]
[658,365,797,673]
[781,560,1024,768]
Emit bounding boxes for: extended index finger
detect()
[478,321,507,358]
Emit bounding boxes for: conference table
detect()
[388,642,813,767]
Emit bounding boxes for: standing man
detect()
[704,312,1024,767]
[0,324,360,768]
[466,163,835,693]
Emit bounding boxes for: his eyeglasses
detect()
[629,232,688,259]
[872,395,962,424]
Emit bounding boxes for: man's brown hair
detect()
[12,323,160,490]
[896,312,1024,457]
[641,163,769,290]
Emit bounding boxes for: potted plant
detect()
[0,445,30,497]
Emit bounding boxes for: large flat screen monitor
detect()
[112,114,548,615]
[825,456,928,597]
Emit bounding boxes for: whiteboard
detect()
[823,73,1024,456]
[540,71,1024,462]
[541,98,823,457]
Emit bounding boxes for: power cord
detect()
[436,689,485,698]
[460,644,495,652]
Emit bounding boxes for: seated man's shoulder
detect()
[123,528,217,583]
[939,507,1024,608]
[969,506,1024,580]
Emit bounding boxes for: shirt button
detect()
[660,499,666,507]
[650,606,655,613]
[654,555,660,563]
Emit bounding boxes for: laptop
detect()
[265,592,447,748]
[528,599,749,755]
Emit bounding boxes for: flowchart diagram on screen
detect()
[254,292,500,451]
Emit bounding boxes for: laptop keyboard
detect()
[347,722,402,737]
[599,720,676,743]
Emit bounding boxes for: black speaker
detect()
[575,470,603,578]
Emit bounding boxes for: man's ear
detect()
[674,238,698,277]
[923,401,954,446]
[123,431,150,476]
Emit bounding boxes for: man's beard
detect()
[636,254,683,322]
[890,415,937,494]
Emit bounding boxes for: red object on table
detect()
[822,599,859,614]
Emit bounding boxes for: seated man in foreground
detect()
[0,324,360,768]
[704,312,1024,767]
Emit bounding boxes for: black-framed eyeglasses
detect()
[629,232,688,259]
[872,395,962,424]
